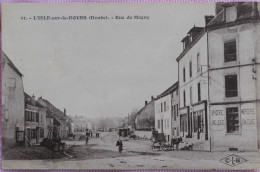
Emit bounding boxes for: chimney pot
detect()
[205,15,214,26]
[31,94,36,106]
[145,101,148,105]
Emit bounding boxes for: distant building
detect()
[24,93,47,145]
[154,82,178,143]
[135,97,155,131]
[1,52,25,148]
[71,116,92,133]
[206,2,260,151]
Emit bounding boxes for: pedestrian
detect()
[73,134,75,140]
[90,131,93,138]
[116,138,123,153]
[85,135,89,144]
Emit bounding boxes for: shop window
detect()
[225,74,238,97]
[226,107,239,133]
[224,40,237,62]
[193,110,204,133]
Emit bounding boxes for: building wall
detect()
[208,21,260,151]
[155,94,172,142]
[178,33,210,150]
[171,89,180,138]
[136,101,155,130]
[2,56,25,148]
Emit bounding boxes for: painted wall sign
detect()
[241,108,255,115]
[212,110,224,116]
[211,120,224,126]
[242,119,256,125]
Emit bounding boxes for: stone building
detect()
[154,82,178,143]
[135,97,155,131]
[177,25,210,151]
[176,2,260,151]
[206,2,260,151]
[1,52,25,149]
[24,93,47,145]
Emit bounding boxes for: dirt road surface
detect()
[2,132,260,170]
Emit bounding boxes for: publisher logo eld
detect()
[220,154,247,167]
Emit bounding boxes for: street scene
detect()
[2,131,260,169]
[2,1,260,170]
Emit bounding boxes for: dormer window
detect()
[225,5,237,22]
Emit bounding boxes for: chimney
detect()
[145,101,148,105]
[151,96,154,101]
[64,108,66,116]
[32,94,36,106]
[205,15,214,26]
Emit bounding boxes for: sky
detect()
[2,3,215,119]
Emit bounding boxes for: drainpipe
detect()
[206,30,212,152]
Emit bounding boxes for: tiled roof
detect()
[156,81,178,99]
[24,92,45,108]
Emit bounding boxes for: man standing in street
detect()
[116,138,123,153]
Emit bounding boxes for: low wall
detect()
[134,130,152,139]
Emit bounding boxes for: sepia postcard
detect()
[1,2,260,170]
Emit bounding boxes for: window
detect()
[190,87,192,104]
[225,6,237,22]
[164,102,166,112]
[158,120,160,129]
[177,104,178,117]
[40,129,44,138]
[173,105,176,121]
[225,74,238,97]
[197,53,200,72]
[36,113,39,122]
[198,83,201,102]
[224,40,237,62]
[183,90,186,107]
[161,103,163,112]
[183,68,186,82]
[226,107,239,133]
[189,61,192,77]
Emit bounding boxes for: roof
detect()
[176,30,206,62]
[187,26,204,34]
[2,52,23,77]
[156,81,178,100]
[207,2,260,28]
[24,92,45,108]
[136,99,155,116]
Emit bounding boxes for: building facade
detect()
[155,82,178,143]
[2,52,25,148]
[24,93,47,145]
[135,98,155,131]
[177,26,211,151]
[206,2,260,151]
